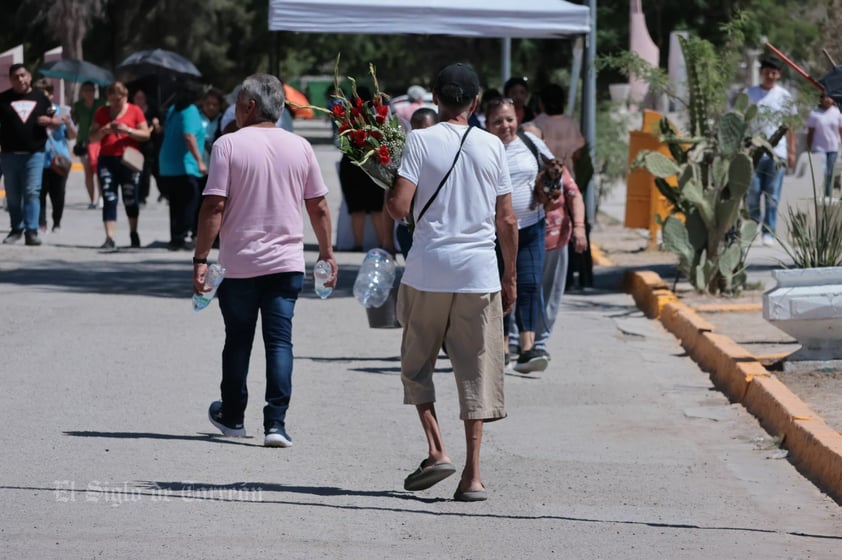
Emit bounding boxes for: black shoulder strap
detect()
[517,128,542,168]
[416,125,473,223]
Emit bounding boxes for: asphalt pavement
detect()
[1,120,840,559]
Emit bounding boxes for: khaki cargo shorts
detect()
[396,284,506,421]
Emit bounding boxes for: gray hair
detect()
[239,74,285,123]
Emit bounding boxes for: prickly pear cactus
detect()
[634,34,764,295]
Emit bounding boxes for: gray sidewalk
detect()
[1,125,840,558]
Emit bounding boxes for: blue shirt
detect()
[44,104,71,168]
[159,104,205,177]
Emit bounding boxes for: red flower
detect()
[370,130,382,140]
[372,95,382,108]
[338,123,350,134]
[354,96,364,108]
[377,145,390,165]
[331,104,346,118]
[350,129,368,148]
[375,104,389,125]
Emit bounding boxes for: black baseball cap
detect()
[433,63,480,106]
[760,56,783,71]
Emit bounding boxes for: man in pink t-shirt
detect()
[192,74,337,448]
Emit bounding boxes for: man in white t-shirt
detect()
[386,63,518,502]
[806,93,842,198]
[192,74,337,449]
[745,56,797,246]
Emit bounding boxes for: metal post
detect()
[501,37,512,88]
[583,0,597,225]
[567,38,583,117]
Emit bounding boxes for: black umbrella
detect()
[117,49,201,79]
[819,66,842,105]
[38,58,114,86]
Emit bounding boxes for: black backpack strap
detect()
[416,126,474,223]
[517,128,542,169]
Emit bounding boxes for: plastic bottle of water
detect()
[353,248,396,308]
[192,263,225,312]
[313,260,333,299]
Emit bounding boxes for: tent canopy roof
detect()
[268,0,590,38]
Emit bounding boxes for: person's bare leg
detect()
[519,331,536,352]
[372,210,391,250]
[416,402,451,466]
[83,159,96,204]
[458,419,484,492]
[104,220,116,239]
[350,212,366,248]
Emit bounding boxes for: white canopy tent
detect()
[268,0,590,38]
[268,0,598,260]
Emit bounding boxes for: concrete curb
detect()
[624,269,842,504]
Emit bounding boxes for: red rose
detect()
[370,130,382,140]
[351,129,367,147]
[375,104,389,125]
[354,96,364,108]
[338,123,350,134]
[378,145,390,165]
[372,95,382,108]
[331,104,345,118]
[351,106,361,118]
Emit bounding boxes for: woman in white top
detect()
[806,93,842,198]
[486,97,554,373]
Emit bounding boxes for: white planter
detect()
[762,267,842,361]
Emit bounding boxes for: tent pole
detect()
[582,1,597,225]
[567,37,583,117]
[501,37,512,88]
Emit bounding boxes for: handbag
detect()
[47,135,71,177]
[121,145,145,173]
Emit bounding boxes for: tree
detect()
[27,0,105,60]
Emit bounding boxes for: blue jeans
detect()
[504,219,546,336]
[98,156,140,222]
[747,155,786,234]
[535,244,569,351]
[822,152,838,198]
[1,152,45,233]
[217,271,303,433]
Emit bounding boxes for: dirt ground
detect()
[590,216,842,435]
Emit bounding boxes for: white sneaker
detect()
[762,234,776,247]
[264,427,293,448]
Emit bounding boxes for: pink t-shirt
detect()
[203,126,328,278]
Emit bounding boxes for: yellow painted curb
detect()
[694,303,763,313]
[624,269,842,504]
[590,242,613,267]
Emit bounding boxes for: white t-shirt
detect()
[746,84,796,160]
[398,122,512,293]
[505,132,554,229]
[806,105,842,154]
[203,126,328,278]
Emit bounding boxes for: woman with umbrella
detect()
[89,81,150,250]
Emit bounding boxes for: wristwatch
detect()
[192,257,208,265]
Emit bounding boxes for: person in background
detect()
[338,86,393,251]
[194,73,336,448]
[199,88,225,166]
[394,84,426,130]
[522,84,588,360]
[474,88,502,129]
[0,64,61,246]
[745,56,796,246]
[89,81,150,250]
[386,63,517,502]
[159,82,206,250]
[485,97,550,373]
[71,81,106,209]
[34,79,76,233]
[503,77,534,126]
[131,89,162,205]
[805,92,842,200]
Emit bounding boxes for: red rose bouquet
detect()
[318,57,406,190]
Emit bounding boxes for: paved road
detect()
[1,123,840,558]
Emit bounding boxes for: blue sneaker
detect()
[264,426,293,448]
[208,401,246,437]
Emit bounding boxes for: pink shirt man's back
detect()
[203,126,329,278]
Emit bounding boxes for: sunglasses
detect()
[486,97,515,106]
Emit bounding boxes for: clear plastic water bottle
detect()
[353,248,396,308]
[192,263,225,312]
[313,259,333,299]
